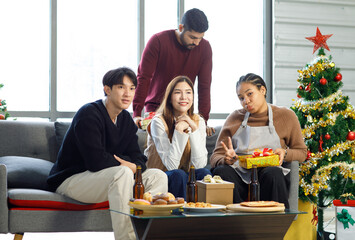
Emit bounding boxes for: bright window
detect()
[185,0,264,115]
[57,0,137,112]
[0,0,265,122]
[0,0,49,111]
[145,0,177,44]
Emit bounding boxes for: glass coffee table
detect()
[110,208,305,240]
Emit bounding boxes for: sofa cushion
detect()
[137,128,148,153]
[0,156,53,190]
[205,126,222,169]
[54,121,71,147]
[8,189,109,210]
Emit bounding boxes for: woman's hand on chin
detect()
[177,114,197,132]
[175,120,189,133]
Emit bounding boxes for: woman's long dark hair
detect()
[156,76,195,140]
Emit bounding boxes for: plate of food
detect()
[226,201,285,213]
[128,192,185,215]
[129,201,184,215]
[183,202,226,213]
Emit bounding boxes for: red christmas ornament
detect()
[347,131,355,141]
[324,133,331,140]
[305,27,333,54]
[297,86,303,98]
[306,150,312,160]
[320,78,327,85]
[0,114,5,120]
[334,73,342,82]
[305,83,311,92]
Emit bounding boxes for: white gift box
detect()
[334,203,355,240]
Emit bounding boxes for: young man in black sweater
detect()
[48,67,168,240]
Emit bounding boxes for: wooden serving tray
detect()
[226,203,285,213]
[128,202,184,216]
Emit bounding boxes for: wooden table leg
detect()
[13,233,24,240]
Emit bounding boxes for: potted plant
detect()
[0,83,10,120]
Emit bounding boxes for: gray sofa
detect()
[0,120,299,239]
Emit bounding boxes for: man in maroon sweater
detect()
[133,8,215,135]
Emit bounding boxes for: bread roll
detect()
[143,192,152,202]
[152,199,167,205]
[167,192,175,201]
[133,199,151,205]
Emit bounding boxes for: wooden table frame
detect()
[130,211,301,240]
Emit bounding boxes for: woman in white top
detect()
[145,76,211,198]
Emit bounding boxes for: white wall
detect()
[273,0,355,107]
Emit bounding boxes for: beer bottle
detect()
[186,165,198,203]
[248,164,260,201]
[133,165,144,199]
[132,165,144,215]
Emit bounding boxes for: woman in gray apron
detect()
[210,73,307,208]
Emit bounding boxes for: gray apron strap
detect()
[267,104,274,134]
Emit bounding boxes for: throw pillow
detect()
[54,121,71,147]
[0,156,54,190]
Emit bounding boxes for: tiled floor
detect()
[1,207,337,240]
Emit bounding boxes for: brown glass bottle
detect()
[186,165,198,203]
[133,165,144,215]
[133,165,144,199]
[248,165,260,201]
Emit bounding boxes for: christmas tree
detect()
[0,84,10,120]
[290,27,355,238]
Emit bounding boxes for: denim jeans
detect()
[165,168,211,199]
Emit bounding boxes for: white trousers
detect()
[56,166,168,240]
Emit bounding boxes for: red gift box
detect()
[333,200,355,207]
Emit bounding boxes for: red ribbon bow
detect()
[252,148,274,157]
[145,112,156,120]
[311,206,318,225]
